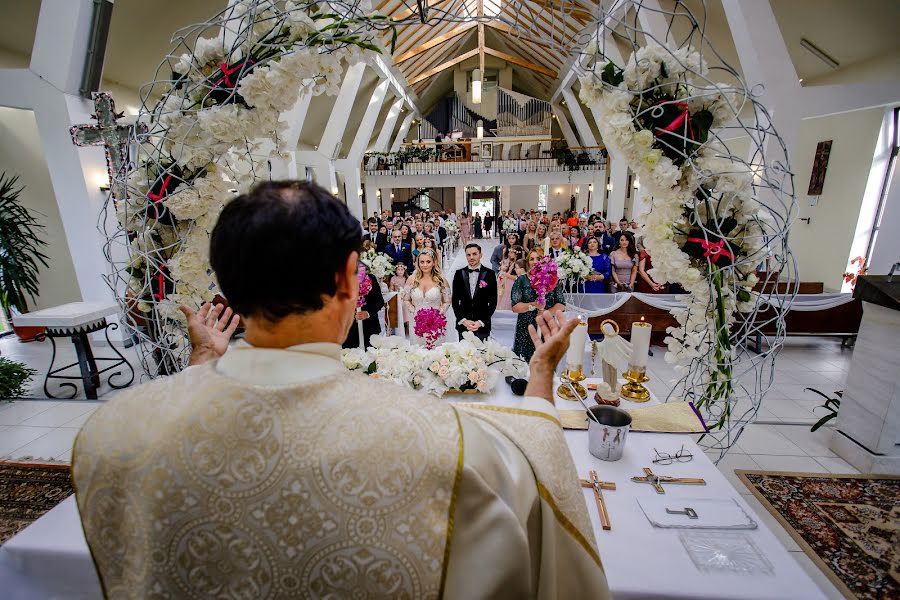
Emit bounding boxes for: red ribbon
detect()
[214,59,256,89]
[151,267,166,301]
[687,237,734,264]
[653,101,694,141]
[147,175,173,203]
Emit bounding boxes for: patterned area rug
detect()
[738,470,900,600]
[0,462,73,545]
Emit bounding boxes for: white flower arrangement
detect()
[359,248,395,279]
[556,247,594,281]
[444,219,459,233]
[112,1,389,372]
[579,43,771,429]
[502,219,518,234]
[341,332,528,397]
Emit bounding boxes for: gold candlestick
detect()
[619,364,650,402]
[557,366,587,401]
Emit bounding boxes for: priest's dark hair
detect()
[210,180,362,321]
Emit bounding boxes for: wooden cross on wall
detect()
[69,92,148,201]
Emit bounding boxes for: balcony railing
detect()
[363,139,607,176]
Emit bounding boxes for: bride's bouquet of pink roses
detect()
[414,308,447,349]
[529,256,559,305]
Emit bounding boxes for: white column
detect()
[606,153,628,220]
[635,0,670,46]
[561,87,598,147]
[318,62,367,159]
[552,104,579,148]
[391,112,415,151]
[455,186,466,214]
[343,167,363,220]
[2,0,118,311]
[270,90,312,178]
[375,98,403,151]
[347,79,390,162]
[588,170,604,214]
[379,187,393,214]
[721,0,801,170]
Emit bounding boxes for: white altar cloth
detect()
[0,379,824,599]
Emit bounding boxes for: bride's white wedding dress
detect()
[406,285,450,346]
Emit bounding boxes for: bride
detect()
[404,249,451,346]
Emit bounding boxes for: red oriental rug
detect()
[738,470,900,600]
[0,462,73,545]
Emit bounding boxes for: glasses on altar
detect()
[652,445,694,465]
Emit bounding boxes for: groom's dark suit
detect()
[451,264,497,341]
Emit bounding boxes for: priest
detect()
[72,180,609,599]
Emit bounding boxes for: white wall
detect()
[792,107,884,289]
[0,106,81,310]
[507,184,582,215]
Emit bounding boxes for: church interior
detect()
[0,0,898,598]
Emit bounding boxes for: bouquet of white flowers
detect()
[341,332,527,396]
[556,247,594,281]
[359,248,396,279]
[444,219,459,233]
[502,219,518,233]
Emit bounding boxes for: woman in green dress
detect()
[511,248,566,362]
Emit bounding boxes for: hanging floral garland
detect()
[579,45,782,430]
[110,1,395,373]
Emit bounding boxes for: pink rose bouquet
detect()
[357,267,372,309]
[529,256,559,305]
[414,307,447,349]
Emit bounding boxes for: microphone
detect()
[505,375,528,396]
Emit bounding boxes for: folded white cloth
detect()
[637,498,758,529]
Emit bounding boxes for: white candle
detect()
[357,319,365,350]
[567,320,588,371]
[630,320,652,368]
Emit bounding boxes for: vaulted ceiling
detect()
[373,0,599,110]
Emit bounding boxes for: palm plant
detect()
[0,173,49,316]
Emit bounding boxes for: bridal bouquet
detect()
[530,256,559,305]
[359,247,395,279]
[357,267,372,308]
[341,333,527,396]
[414,308,447,349]
[556,248,593,281]
[502,219,518,234]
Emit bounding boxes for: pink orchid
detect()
[414,308,447,349]
[478,280,488,289]
[529,256,559,305]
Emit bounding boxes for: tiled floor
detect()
[0,238,855,597]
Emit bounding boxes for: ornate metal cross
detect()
[630,467,706,494]
[69,92,147,201]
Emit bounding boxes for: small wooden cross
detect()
[69,92,147,201]
[630,467,706,494]
[580,469,616,530]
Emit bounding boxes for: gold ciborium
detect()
[619,364,651,402]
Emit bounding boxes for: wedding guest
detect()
[473,213,483,239]
[343,267,385,349]
[596,221,616,254]
[389,262,408,292]
[495,211,504,237]
[459,211,472,245]
[433,217,447,245]
[423,235,442,266]
[386,229,414,272]
[611,218,630,246]
[583,237,612,294]
[497,246,525,311]
[377,225,389,252]
[534,223,548,251]
[400,223,414,246]
[451,243,497,341]
[512,249,566,362]
[523,222,538,250]
[636,245,668,293]
[567,226,583,249]
[483,211,494,239]
[547,231,567,259]
[566,211,578,227]
[413,233,426,258]
[609,234,638,292]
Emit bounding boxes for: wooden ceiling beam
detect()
[408,48,479,85]
[394,22,476,63]
[484,22,553,49]
[404,32,469,79]
[392,0,452,21]
[502,32,564,71]
[484,46,557,78]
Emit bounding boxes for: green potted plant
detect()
[0,356,36,399]
[0,173,50,340]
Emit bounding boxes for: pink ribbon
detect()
[687,237,734,264]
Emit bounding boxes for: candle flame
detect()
[641,316,645,322]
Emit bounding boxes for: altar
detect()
[0,377,824,599]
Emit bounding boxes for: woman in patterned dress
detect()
[511,248,566,362]
[459,212,472,245]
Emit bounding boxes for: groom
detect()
[452,243,497,341]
